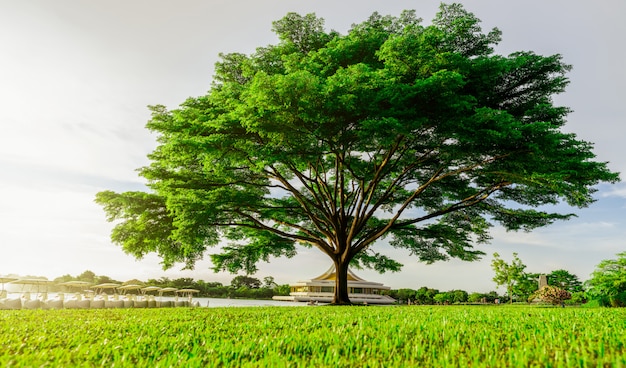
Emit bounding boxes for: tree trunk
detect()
[332,259,352,305]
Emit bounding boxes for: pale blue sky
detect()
[1,0,625,293]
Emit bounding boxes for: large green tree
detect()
[95,4,618,304]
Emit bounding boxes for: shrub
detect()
[530,285,571,305]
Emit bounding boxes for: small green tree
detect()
[586,251,626,307]
[491,252,527,303]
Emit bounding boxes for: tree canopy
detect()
[586,251,626,307]
[95,3,619,304]
[491,252,528,303]
[547,269,582,293]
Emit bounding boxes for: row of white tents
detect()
[0,277,200,310]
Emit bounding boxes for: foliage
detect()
[391,288,417,303]
[77,270,96,283]
[94,275,121,285]
[433,292,450,305]
[516,272,540,302]
[530,285,571,305]
[52,274,74,284]
[547,269,583,293]
[467,291,500,303]
[434,289,468,304]
[95,3,619,304]
[491,252,529,303]
[386,286,443,305]
[1,307,626,367]
[263,276,278,288]
[274,284,291,296]
[230,275,262,289]
[387,287,481,305]
[569,291,587,305]
[448,289,469,303]
[414,287,440,305]
[586,251,626,307]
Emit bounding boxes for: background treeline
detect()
[50,270,509,303]
[12,249,626,306]
[386,267,587,305]
[46,269,565,304]
[50,272,291,300]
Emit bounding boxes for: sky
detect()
[1,0,625,294]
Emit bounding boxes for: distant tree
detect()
[171,278,196,289]
[414,287,439,305]
[231,275,262,289]
[53,274,75,283]
[448,289,469,303]
[263,276,278,289]
[547,269,582,293]
[156,277,173,286]
[491,252,527,303]
[146,278,164,286]
[484,291,500,303]
[586,251,626,307]
[94,275,120,285]
[434,292,452,305]
[467,291,500,303]
[393,288,417,304]
[467,292,483,303]
[274,284,291,296]
[95,3,618,305]
[78,270,96,283]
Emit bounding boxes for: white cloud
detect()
[601,183,626,199]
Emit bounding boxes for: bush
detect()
[530,285,571,305]
[567,291,587,305]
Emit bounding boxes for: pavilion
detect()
[273,266,396,304]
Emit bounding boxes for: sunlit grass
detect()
[1,305,625,367]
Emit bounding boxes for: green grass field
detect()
[1,305,624,367]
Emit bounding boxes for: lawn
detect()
[1,305,624,367]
